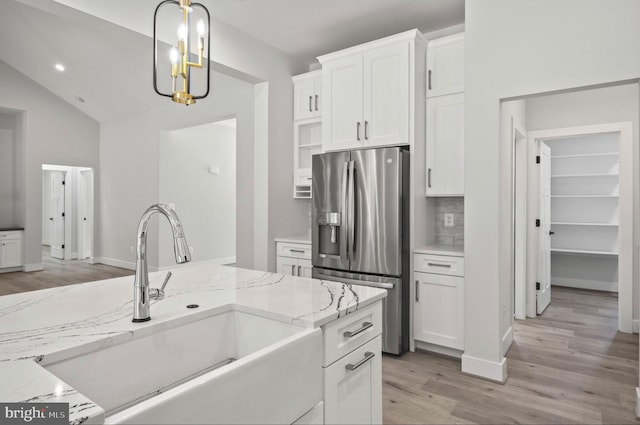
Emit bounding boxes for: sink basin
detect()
[43,306,322,424]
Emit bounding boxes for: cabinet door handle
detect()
[428,168,432,188]
[345,351,375,371]
[343,321,373,338]
[356,122,361,141]
[415,280,420,301]
[314,94,319,111]
[428,262,452,268]
[289,249,305,254]
[291,264,296,275]
[428,70,432,90]
[364,120,369,140]
[308,96,312,112]
[297,265,301,276]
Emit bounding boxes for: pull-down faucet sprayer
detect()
[132,204,191,322]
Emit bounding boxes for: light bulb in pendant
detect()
[196,19,206,37]
[169,47,179,64]
[177,23,187,41]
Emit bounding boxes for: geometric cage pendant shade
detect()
[153,0,211,105]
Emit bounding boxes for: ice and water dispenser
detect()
[316,212,341,256]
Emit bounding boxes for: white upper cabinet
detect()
[319,30,425,152]
[293,70,322,120]
[426,93,464,196]
[321,55,363,151]
[426,33,465,98]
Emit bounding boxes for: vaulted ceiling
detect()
[0,0,464,122]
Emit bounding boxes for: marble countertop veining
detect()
[0,263,386,424]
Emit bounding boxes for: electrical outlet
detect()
[444,213,454,228]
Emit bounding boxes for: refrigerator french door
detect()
[312,147,409,355]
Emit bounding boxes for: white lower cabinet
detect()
[413,252,464,351]
[322,302,382,425]
[324,336,382,425]
[0,231,23,269]
[276,241,312,277]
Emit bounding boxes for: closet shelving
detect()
[547,132,619,291]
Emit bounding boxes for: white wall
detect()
[98,82,252,270]
[158,121,236,267]
[0,112,17,227]
[40,0,311,272]
[464,0,640,381]
[0,60,99,270]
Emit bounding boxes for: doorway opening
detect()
[158,118,237,269]
[506,82,637,339]
[41,164,94,263]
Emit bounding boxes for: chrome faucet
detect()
[132,204,191,322]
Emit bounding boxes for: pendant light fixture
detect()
[153,0,210,105]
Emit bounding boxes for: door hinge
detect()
[62,244,65,249]
[535,219,540,227]
[62,212,65,218]
[536,155,540,164]
[536,282,540,290]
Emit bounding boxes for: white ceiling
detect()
[0,0,464,122]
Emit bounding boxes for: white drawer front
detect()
[278,242,312,260]
[323,302,382,367]
[0,231,22,240]
[414,253,464,276]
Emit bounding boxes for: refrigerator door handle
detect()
[348,160,356,260]
[340,161,349,261]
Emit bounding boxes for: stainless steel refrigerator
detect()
[312,146,409,355]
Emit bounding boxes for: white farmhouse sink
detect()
[43,306,322,424]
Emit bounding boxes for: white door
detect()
[426,93,465,196]
[50,171,66,259]
[322,54,363,151]
[537,142,552,314]
[79,170,93,259]
[298,259,313,278]
[362,42,409,147]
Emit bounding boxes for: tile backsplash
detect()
[434,197,464,246]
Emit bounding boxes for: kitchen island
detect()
[0,264,386,424]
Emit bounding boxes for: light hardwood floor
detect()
[1,261,637,424]
[383,287,640,424]
[0,253,133,296]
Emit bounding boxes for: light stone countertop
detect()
[0,263,386,424]
[414,244,464,257]
[274,234,312,244]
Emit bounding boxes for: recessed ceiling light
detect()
[54,63,65,72]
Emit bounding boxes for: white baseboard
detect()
[552,278,618,292]
[502,326,514,356]
[461,354,507,383]
[23,263,44,272]
[93,257,136,271]
[633,320,639,334]
[414,340,463,359]
[635,388,640,419]
[0,266,24,274]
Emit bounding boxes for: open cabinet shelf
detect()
[545,131,620,293]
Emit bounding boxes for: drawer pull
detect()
[343,321,373,338]
[289,249,306,254]
[345,351,375,371]
[427,262,451,268]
